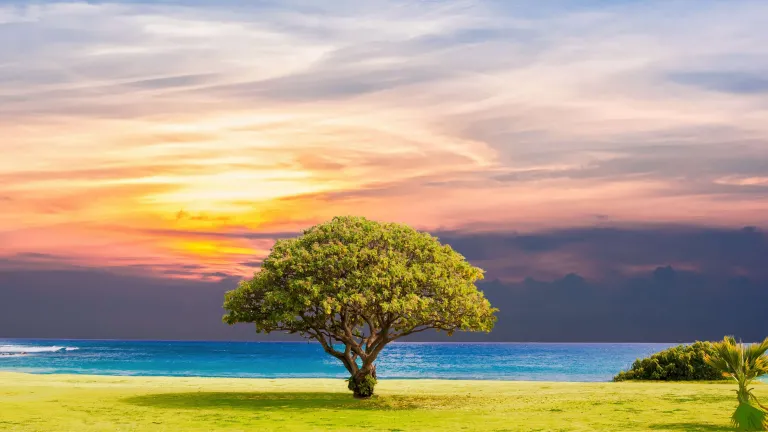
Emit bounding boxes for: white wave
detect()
[0,345,79,353]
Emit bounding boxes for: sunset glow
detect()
[2,0,768,280]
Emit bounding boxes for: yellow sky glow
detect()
[2,1,768,279]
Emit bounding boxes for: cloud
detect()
[0,266,266,340]
[2,0,768,279]
[119,73,221,90]
[439,226,768,282]
[208,66,454,102]
[135,227,296,241]
[669,71,768,94]
[455,268,768,342]
[3,251,767,342]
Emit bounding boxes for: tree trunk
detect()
[348,364,377,398]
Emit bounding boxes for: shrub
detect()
[613,341,727,381]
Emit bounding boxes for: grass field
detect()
[0,372,762,431]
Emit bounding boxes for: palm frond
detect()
[708,336,768,430]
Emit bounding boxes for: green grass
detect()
[0,372,762,431]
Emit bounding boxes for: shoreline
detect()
[0,371,590,384]
[0,371,741,385]
[0,370,626,383]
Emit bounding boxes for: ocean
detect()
[0,339,675,382]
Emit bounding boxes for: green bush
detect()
[613,341,727,381]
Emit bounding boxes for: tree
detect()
[223,216,497,398]
[705,336,768,431]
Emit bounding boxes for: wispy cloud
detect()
[669,71,768,94]
[1,0,768,277]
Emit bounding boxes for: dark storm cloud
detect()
[445,269,768,343]
[0,267,290,341]
[437,226,768,281]
[2,225,767,342]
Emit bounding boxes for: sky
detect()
[1,0,767,340]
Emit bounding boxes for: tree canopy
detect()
[223,216,497,397]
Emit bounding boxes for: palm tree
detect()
[704,336,768,431]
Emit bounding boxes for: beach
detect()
[0,372,759,431]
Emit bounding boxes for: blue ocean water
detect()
[0,339,675,381]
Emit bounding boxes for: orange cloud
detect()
[2,0,767,280]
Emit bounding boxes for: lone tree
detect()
[223,216,497,398]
